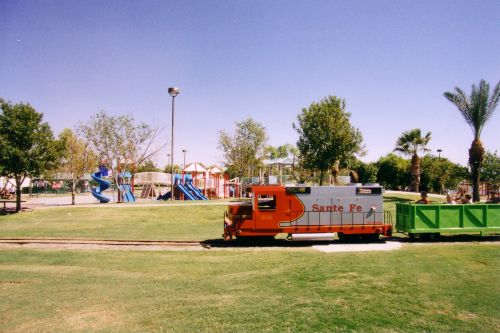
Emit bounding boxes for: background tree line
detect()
[1,79,498,210]
[0,100,163,209]
[218,79,499,196]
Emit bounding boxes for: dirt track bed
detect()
[0,239,206,251]
[0,236,498,252]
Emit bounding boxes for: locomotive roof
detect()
[248,185,383,197]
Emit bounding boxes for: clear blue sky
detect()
[1,0,499,168]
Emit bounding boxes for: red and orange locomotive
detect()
[223,185,392,241]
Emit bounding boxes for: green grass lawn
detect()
[1,245,499,332]
[1,194,499,332]
[0,205,226,241]
[0,193,428,241]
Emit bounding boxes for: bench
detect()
[0,200,26,212]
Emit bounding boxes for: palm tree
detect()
[394,129,432,192]
[444,79,500,202]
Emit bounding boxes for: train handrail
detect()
[282,210,388,228]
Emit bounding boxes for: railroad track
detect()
[0,238,312,248]
[0,237,347,250]
[0,238,210,249]
[0,235,497,251]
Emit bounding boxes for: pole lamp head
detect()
[168,87,180,97]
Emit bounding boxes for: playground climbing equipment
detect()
[118,171,136,203]
[91,166,111,203]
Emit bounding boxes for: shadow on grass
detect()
[0,207,30,215]
[201,238,325,248]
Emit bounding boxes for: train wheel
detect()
[254,236,275,244]
[429,233,440,241]
[235,236,275,244]
[433,233,441,240]
[420,233,432,241]
[338,234,359,242]
[362,234,379,242]
[338,233,356,242]
[409,233,416,241]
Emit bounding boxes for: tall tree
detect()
[0,101,62,211]
[420,155,468,193]
[162,164,182,174]
[58,129,97,205]
[79,111,161,200]
[276,144,290,159]
[264,144,298,181]
[376,153,410,190]
[480,150,500,190]
[444,79,500,202]
[287,145,300,164]
[265,144,297,164]
[354,160,379,184]
[394,128,431,192]
[136,160,161,173]
[294,95,363,185]
[218,118,268,178]
[265,146,280,162]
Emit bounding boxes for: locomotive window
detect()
[356,187,382,195]
[286,187,311,195]
[258,195,277,210]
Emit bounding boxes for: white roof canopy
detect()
[135,172,171,185]
[208,166,223,174]
[263,157,294,166]
[183,162,207,173]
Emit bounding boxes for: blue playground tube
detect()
[91,170,111,203]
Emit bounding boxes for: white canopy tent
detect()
[135,172,171,185]
[183,162,207,173]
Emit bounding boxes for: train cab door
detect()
[254,192,279,230]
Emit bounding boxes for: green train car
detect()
[396,202,500,239]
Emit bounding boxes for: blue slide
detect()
[185,181,208,200]
[119,184,136,203]
[91,168,111,203]
[176,183,196,200]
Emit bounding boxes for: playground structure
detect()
[136,172,170,198]
[149,163,234,200]
[175,174,208,200]
[90,165,136,203]
[90,162,238,202]
[118,171,136,203]
[91,166,111,203]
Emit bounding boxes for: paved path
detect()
[23,193,229,209]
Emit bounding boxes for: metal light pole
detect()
[168,87,180,200]
[437,149,442,159]
[182,149,187,169]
